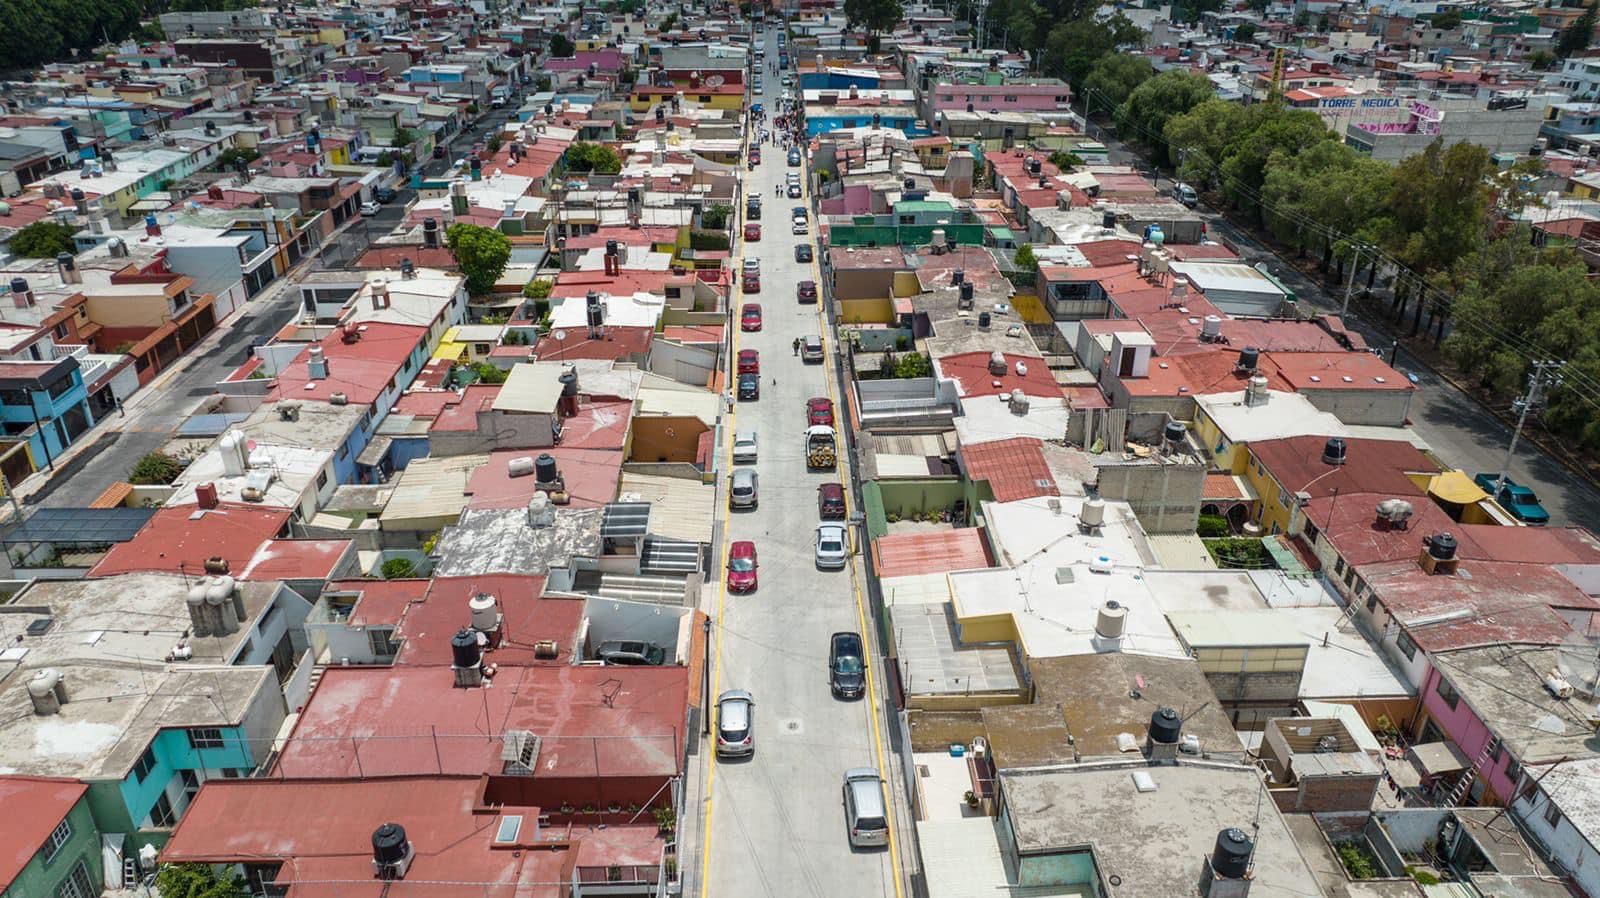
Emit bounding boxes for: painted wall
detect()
[4,793,102,898]
[928,83,1072,114]
[629,417,704,464]
[1418,665,1521,805]
[1512,777,1600,898]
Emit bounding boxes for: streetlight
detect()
[702,616,712,736]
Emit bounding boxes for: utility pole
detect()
[1340,244,1366,319]
[1494,361,1562,497]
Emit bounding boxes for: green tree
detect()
[1558,2,1597,57]
[10,220,77,259]
[1527,49,1556,70]
[155,864,249,898]
[1041,15,1144,90]
[129,451,185,485]
[844,0,904,43]
[1261,139,1393,269]
[549,33,576,57]
[1083,54,1154,112]
[470,361,509,384]
[1013,243,1038,271]
[446,223,512,296]
[1048,150,1085,169]
[702,204,733,229]
[1117,69,1215,166]
[381,557,416,579]
[216,146,259,169]
[1430,9,1462,29]
[1164,97,1251,189]
[1215,107,1334,223]
[1233,21,1257,41]
[523,278,553,299]
[564,142,622,174]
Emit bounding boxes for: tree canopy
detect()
[1116,70,1215,166]
[446,223,512,296]
[548,33,575,58]
[844,0,903,36]
[564,142,622,174]
[1083,54,1154,113]
[1558,2,1597,57]
[156,864,250,898]
[0,0,256,72]
[9,221,77,259]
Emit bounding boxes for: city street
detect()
[696,32,904,898]
[1096,129,1600,530]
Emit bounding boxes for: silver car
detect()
[715,690,755,757]
[733,430,758,464]
[730,468,759,509]
[815,522,848,568]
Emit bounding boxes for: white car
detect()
[733,430,758,464]
[360,201,381,216]
[792,217,809,235]
[815,522,848,569]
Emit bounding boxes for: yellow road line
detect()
[808,191,908,898]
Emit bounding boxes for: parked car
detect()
[729,468,759,509]
[716,690,756,757]
[733,429,758,463]
[791,206,807,220]
[792,216,808,235]
[829,631,865,698]
[795,244,813,263]
[749,148,762,165]
[727,541,759,593]
[360,201,381,216]
[806,396,834,426]
[801,334,824,362]
[788,148,802,166]
[815,522,848,569]
[818,482,846,520]
[746,197,762,220]
[738,348,760,374]
[1473,473,1551,525]
[745,271,762,293]
[788,183,802,198]
[596,640,667,666]
[740,303,763,331]
[842,768,888,847]
[797,280,817,303]
[742,256,760,274]
[1174,182,1198,208]
[744,222,762,241]
[737,373,760,401]
[374,187,397,204]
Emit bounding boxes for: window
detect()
[1365,593,1379,613]
[1003,95,1018,102]
[53,323,68,340]
[42,818,72,863]
[1544,800,1564,828]
[187,727,224,749]
[132,744,157,782]
[1396,630,1419,661]
[1435,676,1460,709]
[56,861,93,898]
[316,470,328,490]
[1518,777,1539,804]
[1303,519,1319,543]
[368,627,397,656]
[1506,756,1522,784]
[148,791,177,828]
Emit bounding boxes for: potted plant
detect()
[559,801,574,815]
[964,790,979,808]
[653,805,676,836]
[608,801,622,814]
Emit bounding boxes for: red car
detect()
[744,272,761,294]
[744,222,761,241]
[797,280,817,303]
[740,303,763,330]
[749,148,762,164]
[738,348,760,374]
[806,397,834,427]
[727,540,758,592]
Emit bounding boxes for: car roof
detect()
[738,372,759,383]
[739,348,758,357]
[808,396,831,405]
[817,522,845,535]
[730,540,756,555]
[731,468,756,485]
[819,482,844,497]
[735,429,757,441]
[845,767,880,782]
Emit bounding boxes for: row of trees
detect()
[1107,69,1600,449]
[0,0,253,72]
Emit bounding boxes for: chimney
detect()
[56,253,80,285]
[145,213,161,237]
[1419,532,1460,576]
[308,345,329,379]
[10,278,33,309]
[1146,707,1182,763]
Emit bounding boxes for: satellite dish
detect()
[553,329,567,342]
[1556,620,1600,698]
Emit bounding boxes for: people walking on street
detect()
[792,338,800,356]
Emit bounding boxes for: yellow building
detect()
[1243,434,1442,536]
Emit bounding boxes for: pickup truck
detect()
[805,425,837,469]
[1473,473,1550,525]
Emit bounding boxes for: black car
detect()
[788,148,802,166]
[738,372,760,401]
[794,244,813,262]
[829,631,865,699]
[746,197,762,220]
[374,187,397,204]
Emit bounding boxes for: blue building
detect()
[0,356,94,472]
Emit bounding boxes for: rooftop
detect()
[935,351,1062,399]
[959,438,1059,503]
[90,503,289,577]
[999,763,1319,898]
[1362,558,1598,652]
[873,528,993,579]
[267,322,428,407]
[466,448,622,511]
[433,507,604,578]
[890,602,1021,698]
[1196,389,1349,444]
[0,776,88,890]
[392,576,571,667]
[1432,645,1600,765]
[1249,436,1438,499]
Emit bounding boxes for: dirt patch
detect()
[908,710,986,753]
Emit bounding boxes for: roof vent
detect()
[371,823,414,880]
[1376,498,1414,529]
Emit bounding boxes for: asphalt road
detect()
[1097,130,1600,531]
[698,35,903,898]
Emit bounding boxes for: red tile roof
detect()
[936,351,1061,399]
[1270,350,1415,392]
[267,323,429,406]
[395,575,570,667]
[327,578,430,628]
[1306,492,1476,568]
[874,528,993,579]
[556,398,633,449]
[432,385,502,432]
[238,539,353,581]
[1203,473,1251,500]
[91,504,290,577]
[0,777,87,890]
[533,325,652,361]
[465,448,621,510]
[1252,436,1438,501]
[960,438,1059,503]
[276,664,689,780]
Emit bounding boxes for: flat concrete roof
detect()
[1030,653,1241,761]
[434,507,604,577]
[1432,645,1600,765]
[890,602,1020,698]
[999,762,1318,898]
[919,817,1090,898]
[494,362,565,414]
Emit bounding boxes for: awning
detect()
[1409,741,1471,777]
[1428,470,1487,506]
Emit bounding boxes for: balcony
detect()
[571,864,665,898]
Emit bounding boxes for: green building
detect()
[0,777,102,898]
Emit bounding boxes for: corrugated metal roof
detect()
[380,455,486,527]
[618,472,715,544]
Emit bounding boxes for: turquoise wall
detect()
[113,726,254,833]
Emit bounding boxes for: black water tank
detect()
[559,370,578,398]
[606,239,619,256]
[535,453,559,483]
[959,282,974,303]
[1101,209,1116,229]
[586,303,604,327]
[655,105,665,121]
[1429,532,1458,561]
[9,278,27,295]
[628,187,641,203]
[450,628,480,669]
[1163,421,1187,447]
[56,252,74,270]
[977,311,991,328]
[952,269,964,285]
[372,823,409,864]
[1150,707,1182,744]
[1212,828,1253,879]
[1237,346,1260,371]
[1321,437,1347,466]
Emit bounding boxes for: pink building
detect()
[928,80,1073,115]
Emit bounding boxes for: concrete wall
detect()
[1095,460,1204,533]
[1513,777,1600,898]
[429,409,556,456]
[648,339,718,388]
[1418,665,1520,805]
[1300,387,1413,428]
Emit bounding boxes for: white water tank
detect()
[507,456,536,478]
[28,669,67,715]
[470,592,501,632]
[1095,600,1126,639]
[1202,315,1222,341]
[1081,498,1106,529]
[219,431,248,477]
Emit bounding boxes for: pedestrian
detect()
[792,337,800,356]
[771,376,777,387]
